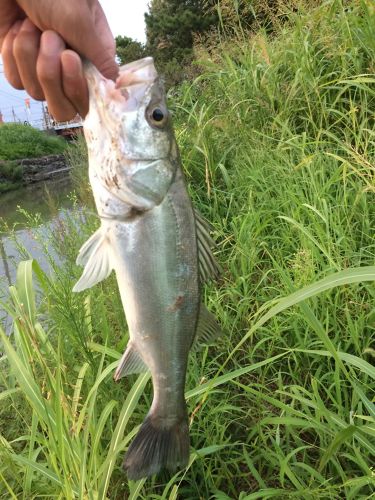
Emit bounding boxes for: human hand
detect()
[0,0,118,120]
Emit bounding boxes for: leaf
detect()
[319,425,357,471]
[87,342,121,360]
[186,352,289,399]
[98,372,150,498]
[0,388,20,401]
[90,400,118,461]
[129,478,147,500]
[71,362,91,428]
[10,454,68,490]
[241,489,293,499]
[75,360,119,434]
[231,267,375,361]
[293,349,375,380]
[0,325,55,429]
[16,260,36,324]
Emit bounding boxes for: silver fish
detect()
[73,57,221,480]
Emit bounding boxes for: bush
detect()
[0,123,66,161]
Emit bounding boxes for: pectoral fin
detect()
[114,343,148,380]
[192,304,222,350]
[73,227,113,292]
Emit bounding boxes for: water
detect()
[0,175,75,329]
[0,175,73,228]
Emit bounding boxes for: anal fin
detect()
[193,304,222,350]
[114,343,148,381]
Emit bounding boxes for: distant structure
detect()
[5,101,83,138]
[0,111,3,124]
[42,104,83,139]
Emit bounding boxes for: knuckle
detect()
[13,31,31,58]
[37,63,57,85]
[65,83,82,101]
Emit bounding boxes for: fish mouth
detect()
[84,57,158,113]
[115,57,158,110]
[116,57,157,88]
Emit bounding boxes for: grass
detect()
[1,0,374,498]
[0,123,67,193]
[0,124,66,162]
[0,160,23,194]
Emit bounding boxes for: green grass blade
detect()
[186,352,289,399]
[232,267,375,359]
[15,260,36,324]
[0,471,18,499]
[0,388,20,401]
[75,360,119,434]
[98,372,150,498]
[0,326,55,428]
[292,349,375,380]
[10,454,66,490]
[71,362,91,427]
[319,425,357,471]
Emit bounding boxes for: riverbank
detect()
[0,154,70,194]
[0,123,68,193]
[0,173,74,335]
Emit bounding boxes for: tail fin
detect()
[124,412,190,481]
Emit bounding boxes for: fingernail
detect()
[12,20,23,35]
[41,31,65,56]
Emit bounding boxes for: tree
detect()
[145,0,218,84]
[116,36,146,65]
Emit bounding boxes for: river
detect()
[0,175,75,329]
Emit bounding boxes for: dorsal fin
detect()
[194,209,221,283]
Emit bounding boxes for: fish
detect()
[73,57,221,480]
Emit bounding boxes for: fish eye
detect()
[147,105,168,128]
[152,108,164,122]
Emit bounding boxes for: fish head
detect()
[84,57,173,162]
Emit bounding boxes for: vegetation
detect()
[0,124,66,193]
[1,0,375,498]
[0,160,23,193]
[212,0,324,33]
[145,0,218,85]
[116,35,146,65]
[0,123,66,161]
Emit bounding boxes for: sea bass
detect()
[73,57,221,480]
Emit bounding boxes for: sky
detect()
[0,0,149,125]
